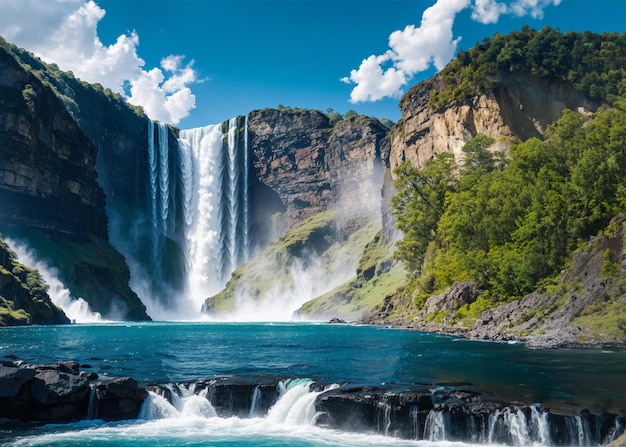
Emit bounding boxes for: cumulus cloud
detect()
[0,0,197,124]
[343,0,561,103]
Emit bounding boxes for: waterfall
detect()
[147,120,158,258]
[147,121,172,261]
[266,379,327,426]
[158,122,170,233]
[243,115,250,260]
[249,385,262,417]
[87,385,98,419]
[423,410,447,441]
[178,118,250,305]
[139,388,217,420]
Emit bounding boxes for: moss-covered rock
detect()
[0,236,69,326]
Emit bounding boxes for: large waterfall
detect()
[177,119,250,302]
[140,117,250,317]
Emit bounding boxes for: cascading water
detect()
[177,118,250,308]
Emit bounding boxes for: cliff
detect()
[389,71,597,173]
[205,111,393,317]
[0,236,69,325]
[364,29,626,347]
[0,41,149,320]
[249,109,389,232]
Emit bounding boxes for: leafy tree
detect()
[392,153,456,273]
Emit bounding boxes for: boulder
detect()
[93,377,148,421]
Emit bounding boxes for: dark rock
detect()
[328,318,346,324]
[0,364,36,398]
[30,370,89,406]
[79,371,99,381]
[203,378,280,417]
[93,377,148,421]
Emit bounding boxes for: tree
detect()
[392,153,456,273]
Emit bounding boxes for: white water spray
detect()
[178,120,250,309]
[5,239,102,323]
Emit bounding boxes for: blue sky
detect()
[0,0,624,128]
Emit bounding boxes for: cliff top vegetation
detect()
[404,26,626,110]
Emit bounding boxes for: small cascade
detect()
[266,379,325,426]
[529,405,551,445]
[87,385,97,419]
[249,385,262,417]
[376,397,393,436]
[139,387,217,420]
[409,405,420,440]
[423,410,447,441]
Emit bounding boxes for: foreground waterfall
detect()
[136,379,624,446]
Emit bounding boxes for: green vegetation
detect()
[298,230,406,320]
[0,236,68,326]
[205,212,390,318]
[412,27,626,110]
[0,36,145,131]
[393,101,626,305]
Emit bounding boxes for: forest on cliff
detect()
[382,28,626,345]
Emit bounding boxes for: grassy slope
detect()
[298,231,406,320]
[205,211,397,319]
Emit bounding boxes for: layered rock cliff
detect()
[248,109,389,232]
[389,71,598,173]
[0,43,149,320]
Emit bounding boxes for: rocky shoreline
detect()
[1,358,624,446]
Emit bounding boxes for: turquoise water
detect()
[1,322,624,446]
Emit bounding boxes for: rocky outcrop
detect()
[468,214,626,348]
[0,44,149,321]
[367,215,626,349]
[0,359,146,423]
[2,359,623,445]
[390,71,598,173]
[0,236,69,325]
[248,109,389,232]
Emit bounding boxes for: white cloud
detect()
[343,0,469,104]
[471,0,507,24]
[509,0,561,19]
[343,0,562,103]
[0,0,197,124]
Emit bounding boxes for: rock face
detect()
[389,71,597,173]
[0,43,149,321]
[0,48,107,240]
[0,360,146,422]
[248,109,389,233]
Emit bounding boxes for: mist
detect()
[5,238,103,323]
